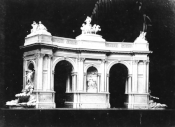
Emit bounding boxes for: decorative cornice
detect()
[20,43,152,55]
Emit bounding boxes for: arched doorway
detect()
[54,60,73,108]
[109,63,128,108]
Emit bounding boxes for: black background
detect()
[1,0,175,126]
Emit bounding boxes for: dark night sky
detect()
[1,0,175,108]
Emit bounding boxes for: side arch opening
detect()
[109,63,128,108]
[54,60,73,108]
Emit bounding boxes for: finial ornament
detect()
[81,16,101,34]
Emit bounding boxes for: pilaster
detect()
[132,60,139,93]
[77,58,85,91]
[36,53,45,90]
[47,54,53,91]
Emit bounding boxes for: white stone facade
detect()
[21,21,151,109]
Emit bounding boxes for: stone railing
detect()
[52,36,77,45]
[24,35,149,52]
[106,42,133,48]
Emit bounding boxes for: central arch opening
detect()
[54,60,73,108]
[109,63,128,108]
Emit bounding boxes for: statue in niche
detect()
[81,16,101,34]
[25,70,34,85]
[87,72,97,92]
[6,69,36,107]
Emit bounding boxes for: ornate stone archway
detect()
[19,18,151,109]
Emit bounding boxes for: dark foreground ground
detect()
[1,109,175,127]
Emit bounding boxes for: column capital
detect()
[52,70,55,74]
[71,72,77,76]
[35,53,45,59]
[145,60,150,64]
[77,58,85,62]
[133,60,139,64]
[84,73,87,76]
[128,74,132,78]
[101,59,108,63]
[97,73,101,76]
[106,73,110,77]
[47,54,53,59]
[23,55,27,60]
[80,58,85,62]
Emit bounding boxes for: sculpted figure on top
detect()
[138,31,147,40]
[81,16,101,34]
[31,21,47,33]
[27,21,51,37]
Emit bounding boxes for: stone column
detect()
[72,72,77,92]
[142,60,147,93]
[100,59,105,92]
[146,60,149,93]
[23,57,27,90]
[106,73,109,92]
[103,59,108,92]
[66,74,71,92]
[128,74,132,93]
[36,53,45,90]
[97,73,101,92]
[47,55,52,91]
[84,73,87,92]
[51,70,55,91]
[132,60,139,93]
[125,76,129,94]
[77,58,85,91]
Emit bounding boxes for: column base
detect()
[126,93,149,109]
[33,90,55,109]
[64,92,110,109]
